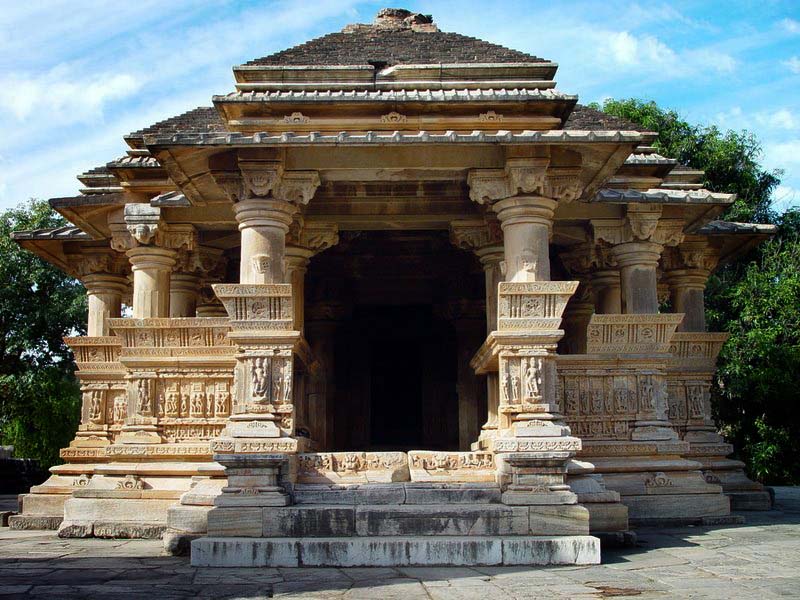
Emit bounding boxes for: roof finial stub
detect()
[343,8,438,33]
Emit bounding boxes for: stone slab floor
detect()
[0,488,798,599]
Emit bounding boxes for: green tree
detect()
[594,98,800,484]
[0,199,87,467]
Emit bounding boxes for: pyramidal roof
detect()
[244,8,547,67]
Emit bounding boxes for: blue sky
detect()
[1,0,798,213]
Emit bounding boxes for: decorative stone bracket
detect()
[467,158,583,205]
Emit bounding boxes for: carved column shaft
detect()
[667,272,708,332]
[127,247,176,318]
[494,196,556,282]
[83,274,128,336]
[477,247,504,437]
[610,241,663,314]
[591,271,622,314]
[170,273,201,318]
[235,199,296,285]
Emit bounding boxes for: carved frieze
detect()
[297,452,409,483]
[497,281,579,331]
[212,284,293,326]
[585,314,683,354]
[408,451,496,482]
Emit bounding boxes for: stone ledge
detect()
[190,535,600,567]
[8,515,62,530]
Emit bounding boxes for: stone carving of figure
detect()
[688,385,704,419]
[252,357,269,398]
[614,387,628,413]
[282,360,292,404]
[272,359,283,404]
[565,389,579,414]
[165,391,179,417]
[510,364,520,403]
[113,397,127,424]
[180,393,190,416]
[137,380,151,415]
[638,377,654,411]
[523,358,541,399]
[501,367,511,404]
[590,388,604,414]
[191,392,205,417]
[88,391,103,423]
[207,393,215,416]
[156,393,165,418]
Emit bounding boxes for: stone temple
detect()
[11,8,775,567]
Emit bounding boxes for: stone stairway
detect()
[191,483,600,567]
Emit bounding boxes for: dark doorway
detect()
[305,231,486,451]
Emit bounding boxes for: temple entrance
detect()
[304,231,487,452]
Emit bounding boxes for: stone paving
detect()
[0,488,798,599]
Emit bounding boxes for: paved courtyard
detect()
[0,488,798,599]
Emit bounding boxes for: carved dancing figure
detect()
[88,391,103,423]
[191,392,204,417]
[137,380,151,414]
[180,393,189,416]
[272,359,283,403]
[165,391,179,416]
[252,357,268,398]
[113,397,126,423]
[510,366,520,403]
[639,378,654,410]
[282,360,292,404]
[688,385,704,419]
[524,357,540,398]
[501,367,511,404]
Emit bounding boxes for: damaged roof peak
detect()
[342,8,437,33]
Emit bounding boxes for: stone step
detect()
[291,483,502,505]
[207,503,590,538]
[191,535,600,567]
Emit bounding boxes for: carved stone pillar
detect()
[662,241,718,332]
[68,249,129,336]
[286,221,339,332]
[591,270,622,314]
[209,158,320,476]
[592,205,685,315]
[468,158,586,507]
[171,247,227,318]
[111,204,196,319]
[450,217,503,445]
[170,273,200,318]
[224,158,321,286]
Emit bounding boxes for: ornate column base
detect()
[212,454,290,508]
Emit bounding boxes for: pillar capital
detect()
[591,204,685,249]
[213,155,321,206]
[467,159,583,205]
[661,240,719,332]
[111,203,197,254]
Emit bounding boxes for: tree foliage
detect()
[596,98,800,484]
[0,199,87,467]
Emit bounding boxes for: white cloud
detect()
[0,67,141,123]
[765,139,800,167]
[772,184,800,210]
[755,109,799,130]
[783,56,800,74]
[780,18,800,34]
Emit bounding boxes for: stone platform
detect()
[192,535,600,567]
[1,487,799,598]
